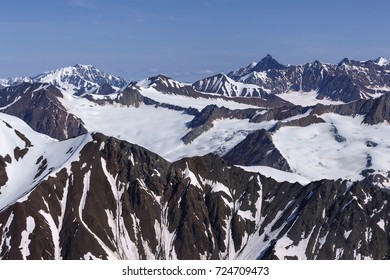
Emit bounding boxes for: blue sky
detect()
[1,0,390,82]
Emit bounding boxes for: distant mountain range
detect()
[0,64,128,95]
[1,55,390,259]
[195,54,390,102]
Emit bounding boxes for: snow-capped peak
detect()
[136,74,188,89]
[74,63,94,69]
[0,77,33,88]
[374,57,389,66]
[32,64,129,95]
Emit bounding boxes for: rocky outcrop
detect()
[193,73,269,98]
[148,75,201,97]
[195,55,390,103]
[92,83,116,95]
[0,132,266,259]
[223,129,291,171]
[0,83,87,140]
[181,105,257,143]
[311,93,390,125]
[1,131,390,259]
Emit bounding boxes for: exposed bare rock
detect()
[0,83,87,140]
[223,129,291,171]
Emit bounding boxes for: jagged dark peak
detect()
[228,55,287,79]
[337,57,353,67]
[310,60,324,68]
[252,54,287,72]
[301,60,328,73]
[340,57,350,64]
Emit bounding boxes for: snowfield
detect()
[0,113,92,211]
[238,165,311,185]
[60,95,275,162]
[139,86,263,110]
[278,91,346,106]
[273,113,390,181]
[59,91,390,186]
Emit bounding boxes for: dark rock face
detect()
[2,58,390,261]
[148,75,201,97]
[317,74,362,102]
[258,179,390,260]
[362,94,390,124]
[181,105,257,144]
[0,83,87,140]
[0,133,265,259]
[311,93,390,125]
[228,54,287,78]
[195,55,390,103]
[223,129,291,171]
[251,54,288,72]
[1,132,390,260]
[92,83,116,95]
[181,104,312,144]
[85,84,199,115]
[300,60,331,92]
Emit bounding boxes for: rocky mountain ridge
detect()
[194,54,390,103]
[0,115,389,259]
[1,56,390,260]
[0,64,129,96]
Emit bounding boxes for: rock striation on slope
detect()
[0,124,389,260]
[194,55,390,103]
[0,83,87,140]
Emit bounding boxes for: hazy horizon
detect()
[1,0,390,82]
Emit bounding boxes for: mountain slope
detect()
[195,55,390,103]
[0,115,390,259]
[193,73,271,97]
[0,77,33,89]
[1,57,390,260]
[33,64,128,95]
[0,83,87,140]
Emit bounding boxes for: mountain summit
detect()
[196,55,390,103]
[32,64,129,95]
